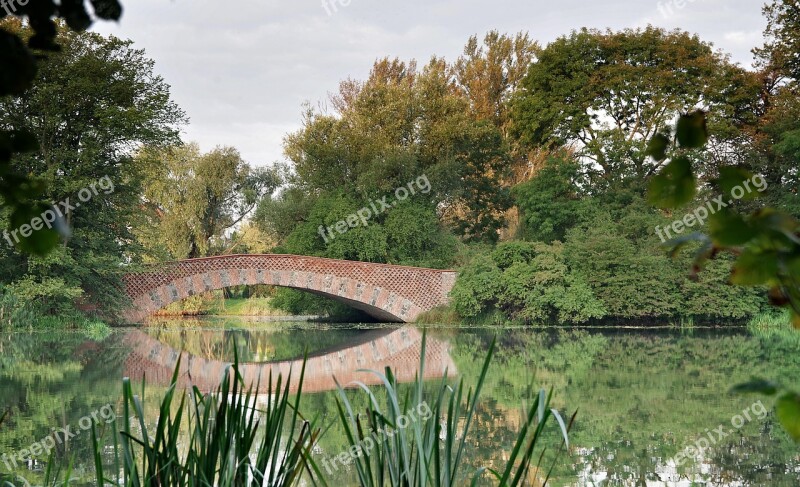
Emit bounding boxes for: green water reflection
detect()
[0,319,798,485]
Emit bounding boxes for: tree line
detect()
[0,1,798,325]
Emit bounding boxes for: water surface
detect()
[1,318,798,486]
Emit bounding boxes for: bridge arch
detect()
[122,254,456,324]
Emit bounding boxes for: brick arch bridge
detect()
[121,326,457,394]
[122,255,457,324]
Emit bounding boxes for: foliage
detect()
[511,156,588,242]
[133,143,279,260]
[511,27,759,193]
[452,194,765,325]
[0,23,185,317]
[452,31,539,135]
[256,55,513,256]
[648,111,799,319]
[641,2,800,331]
[206,297,285,317]
[316,334,573,487]
[223,223,275,255]
[1,1,123,255]
[493,23,787,327]
[414,305,461,325]
[449,254,503,319]
[451,241,605,324]
[90,352,316,487]
[563,204,766,322]
[0,289,37,327]
[0,281,116,330]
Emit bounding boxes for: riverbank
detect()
[154,296,286,318]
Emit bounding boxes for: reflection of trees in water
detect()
[143,319,370,362]
[0,331,126,474]
[449,329,800,485]
[2,327,798,485]
[144,319,243,361]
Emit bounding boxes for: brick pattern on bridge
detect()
[122,255,457,324]
[122,327,457,394]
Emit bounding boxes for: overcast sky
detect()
[94,0,767,167]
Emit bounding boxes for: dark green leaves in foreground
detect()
[647,111,800,330]
[731,378,781,396]
[707,210,756,247]
[0,130,68,255]
[715,166,758,200]
[733,379,800,442]
[0,29,36,97]
[776,394,800,442]
[0,1,123,54]
[647,156,696,207]
[675,110,708,149]
[646,111,708,208]
[645,133,670,162]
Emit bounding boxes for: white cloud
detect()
[92,0,767,166]
[724,29,765,48]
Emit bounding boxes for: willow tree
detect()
[134,143,279,260]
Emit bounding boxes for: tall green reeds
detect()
[20,332,574,487]
[90,349,317,487]
[748,310,800,345]
[315,335,574,487]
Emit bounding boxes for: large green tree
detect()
[258,57,512,315]
[281,57,511,243]
[511,27,760,193]
[1,2,123,255]
[0,24,184,315]
[747,0,800,216]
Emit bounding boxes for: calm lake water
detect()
[1,318,799,486]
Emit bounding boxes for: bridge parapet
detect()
[122,254,457,324]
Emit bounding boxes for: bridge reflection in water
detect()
[122,326,457,394]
